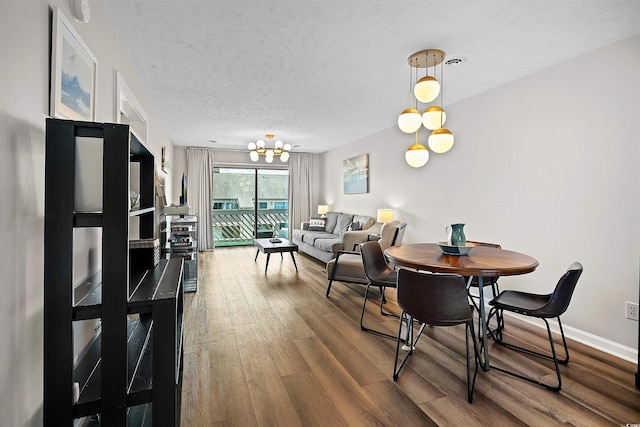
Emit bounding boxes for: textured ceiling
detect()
[99,1,640,153]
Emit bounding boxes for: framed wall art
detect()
[343,153,369,194]
[50,7,97,121]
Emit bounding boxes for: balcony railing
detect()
[212,209,288,246]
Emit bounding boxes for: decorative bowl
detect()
[437,241,474,256]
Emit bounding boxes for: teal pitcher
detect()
[446,223,466,246]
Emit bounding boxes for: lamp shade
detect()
[256,139,265,149]
[249,151,259,162]
[317,205,329,216]
[397,108,422,133]
[414,76,440,103]
[422,106,446,130]
[428,128,454,154]
[280,151,290,162]
[377,209,394,223]
[405,142,429,168]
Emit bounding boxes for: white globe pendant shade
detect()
[265,155,274,163]
[428,128,454,154]
[414,76,440,103]
[248,142,257,150]
[249,151,259,162]
[422,106,446,130]
[280,151,290,162]
[405,143,429,168]
[397,108,422,133]
[283,143,292,151]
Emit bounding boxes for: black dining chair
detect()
[393,269,479,403]
[487,262,583,391]
[359,241,400,340]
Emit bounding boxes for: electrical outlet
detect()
[627,302,639,321]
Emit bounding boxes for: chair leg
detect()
[393,314,426,381]
[465,320,479,403]
[490,316,568,391]
[379,285,388,305]
[326,257,341,297]
[377,287,400,318]
[360,284,398,341]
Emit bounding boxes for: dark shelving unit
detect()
[44,119,183,426]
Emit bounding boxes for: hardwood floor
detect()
[180,247,640,426]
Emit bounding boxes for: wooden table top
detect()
[253,238,298,252]
[385,243,539,277]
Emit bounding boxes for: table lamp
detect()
[377,209,394,223]
[317,205,329,217]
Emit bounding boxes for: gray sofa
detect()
[291,212,382,263]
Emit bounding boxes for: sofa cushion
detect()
[326,253,368,284]
[302,231,339,246]
[324,212,339,233]
[314,237,341,252]
[308,218,326,231]
[333,213,354,234]
[352,214,375,230]
[291,228,306,241]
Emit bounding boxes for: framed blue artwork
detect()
[343,153,368,194]
[50,7,97,121]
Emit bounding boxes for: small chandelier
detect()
[248,134,291,163]
[398,49,454,167]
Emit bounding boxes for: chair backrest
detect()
[379,221,407,251]
[397,269,473,326]
[539,262,583,317]
[360,241,393,282]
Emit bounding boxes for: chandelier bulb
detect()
[428,128,454,154]
[422,105,447,130]
[398,108,422,133]
[414,76,440,103]
[405,142,429,168]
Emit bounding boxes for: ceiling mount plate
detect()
[407,49,446,68]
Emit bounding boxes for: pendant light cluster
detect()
[248,134,291,163]
[398,49,454,168]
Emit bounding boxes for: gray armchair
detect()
[325,221,407,297]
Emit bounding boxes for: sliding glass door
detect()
[212,167,289,247]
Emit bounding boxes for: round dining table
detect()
[385,243,539,370]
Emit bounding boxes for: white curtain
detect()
[288,153,313,239]
[186,148,215,251]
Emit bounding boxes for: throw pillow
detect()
[353,214,375,230]
[349,221,361,231]
[324,212,339,234]
[308,218,326,231]
[333,213,354,234]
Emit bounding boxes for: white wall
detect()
[0,1,174,425]
[319,35,640,355]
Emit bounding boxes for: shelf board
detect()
[73,272,102,320]
[72,332,102,418]
[130,206,155,217]
[74,212,103,228]
[127,403,153,427]
[127,317,153,402]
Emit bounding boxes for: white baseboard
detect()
[501,311,638,363]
